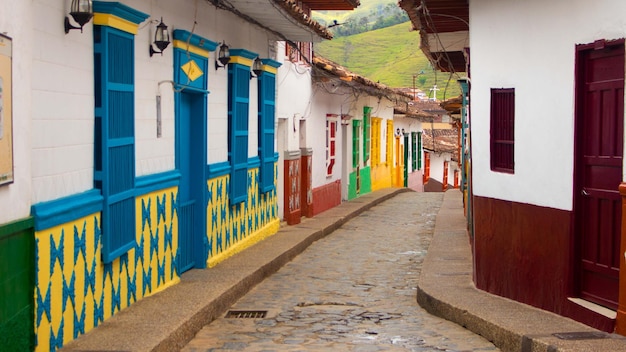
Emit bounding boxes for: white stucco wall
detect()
[0,1,33,223]
[28,0,275,205]
[307,83,350,189]
[470,0,626,211]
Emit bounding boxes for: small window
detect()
[490,88,515,173]
[326,117,337,176]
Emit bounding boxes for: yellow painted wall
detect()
[206,166,280,267]
[34,187,179,352]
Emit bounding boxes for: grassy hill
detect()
[314,0,395,24]
[313,22,462,100]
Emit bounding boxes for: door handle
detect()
[581,189,590,196]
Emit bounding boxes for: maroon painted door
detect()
[575,40,624,309]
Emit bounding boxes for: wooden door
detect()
[575,39,624,309]
[177,91,205,273]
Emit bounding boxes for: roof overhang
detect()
[399,0,469,72]
[210,0,360,43]
[210,0,336,42]
[305,0,360,10]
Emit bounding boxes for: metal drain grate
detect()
[552,331,608,340]
[225,310,267,319]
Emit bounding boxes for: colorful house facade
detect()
[309,56,414,203]
[0,0,358,351]
[401,0,626,335]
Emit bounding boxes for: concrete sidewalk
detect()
[419,190,626,352]
[61,188,626,352]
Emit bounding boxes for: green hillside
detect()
[314,0,395,24]
[313,22,462,100]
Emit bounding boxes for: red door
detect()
[575,40,624,309]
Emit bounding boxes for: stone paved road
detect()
[182,192,499,352]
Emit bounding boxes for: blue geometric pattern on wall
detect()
[49,318,64,352]
[127,271,137,306]
[36,283,51,327]
[142,198,152,232]
[150,227,159,261]
[164,223,173,251]
[171,192,178,221]
[135,236,145,265]
[50,231,64,276]
[206,167,279,264]
[73,303,86,339]
[94,295,104,328]
[34,187,180,350]
[142,269,152,296]
[157,257,166,286]
[157,194,166,225]
[62,271,76,312]
[74,222,87,263]
[111,278,121,315]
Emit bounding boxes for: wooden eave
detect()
[210,0,334,42]
[398,0,468,72]
[304,0,360,10]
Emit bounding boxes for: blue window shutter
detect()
[94,25,136,263]
[228,63,250,204]
[258,72,276,193]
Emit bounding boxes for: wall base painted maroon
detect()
[473,195,615,332]
[312,180,341,216]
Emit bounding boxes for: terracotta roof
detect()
[312,55,413,102]
[394,101,437,121]
[440,95,462,114]
[422,128,459,161]
[274,0,334,40]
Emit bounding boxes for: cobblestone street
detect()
[182,192,499,352]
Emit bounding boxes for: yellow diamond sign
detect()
[181,60,203,82]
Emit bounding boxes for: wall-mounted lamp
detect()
[215,42,230,70]
[149,17,170,57]
[250,57,263,79]
[64,0,94,34]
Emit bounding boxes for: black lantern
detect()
[64,0,94,34]
[252,57,264,77]
[215,42,230,70]
[149,18,171,57]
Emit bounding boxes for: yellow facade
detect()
[206,167,280,267]
[34,187,179,352]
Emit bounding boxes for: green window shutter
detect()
[411,132,417,171]
[228,60,251,204]
[417,132,422,170]
[352,120,360,168]
[94,25,137,263]
[363,107,371,163]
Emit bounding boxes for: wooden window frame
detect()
[490,88,515,173]
[326,116,337,177]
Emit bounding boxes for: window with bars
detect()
[285,42,312,64]
[490,88,515,173]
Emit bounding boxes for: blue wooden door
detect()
[177,91,205,273]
